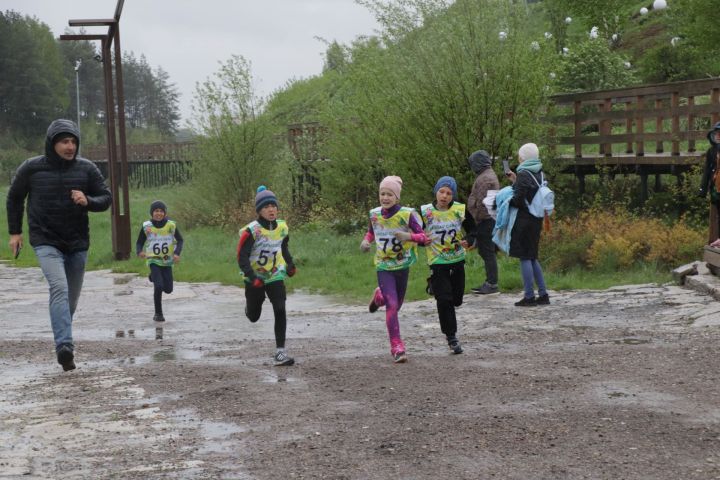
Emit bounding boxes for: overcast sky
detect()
[3,0,380,125]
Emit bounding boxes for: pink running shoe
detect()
[368,287,384,313]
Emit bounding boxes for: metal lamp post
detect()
[74,59,82,150]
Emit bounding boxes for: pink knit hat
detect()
[379,175,403,199]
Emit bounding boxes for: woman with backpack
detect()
[505,143,550,307]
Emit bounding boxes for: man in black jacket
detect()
[700,122,720,243]
[7,119,112,371]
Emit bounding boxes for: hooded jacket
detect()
[699,121,720,200]
[467,150,500,221]
[6,119,112,253]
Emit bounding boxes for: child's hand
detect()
[287,265,297,277]
[173,254,180,264]
[138,251,146,259]
[360,239,371,252]
[251,278,264,288]
[394,231,412,242]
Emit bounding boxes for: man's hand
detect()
[71,190,88,206]
[138,251,147,259]
[9,234,22,257]
[251,278,264,288]
[287,265,296,277]
[360,239,371,252]
[173,254,180,264]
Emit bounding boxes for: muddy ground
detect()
[1,263,720,479]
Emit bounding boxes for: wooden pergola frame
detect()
[60,0,131,260]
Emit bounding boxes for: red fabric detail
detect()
[237,229,251,261]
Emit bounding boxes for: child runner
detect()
[420,176,476,354]
[237,186,297,366]
[136,200,183,322]
[361,175,427,363]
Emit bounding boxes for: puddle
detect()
[115,330,136,338]
[614,338,650,345]
[168,408,247,455]
[262,371,297,383]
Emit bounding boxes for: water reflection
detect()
[155,327,163,340]
[153,349,176,362]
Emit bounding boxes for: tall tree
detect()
[0,11,68,145]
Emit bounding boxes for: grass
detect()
[1,186,671,303]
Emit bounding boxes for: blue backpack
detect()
[527,172,554,218]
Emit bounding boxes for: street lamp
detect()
[74,59,82,149]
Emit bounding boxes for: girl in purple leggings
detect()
[360,176,428,363]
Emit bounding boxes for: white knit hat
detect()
[518,143,539,161]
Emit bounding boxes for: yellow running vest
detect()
[142,220,177,267]
[369,207,418,271]
[241,220,289,283]
[420,203,466,265]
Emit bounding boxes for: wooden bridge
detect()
[548,77,720,269]
[547,77,719,198]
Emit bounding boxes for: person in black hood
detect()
[6,119,112,371]
[466,149,501,294]
[699,121,720,243]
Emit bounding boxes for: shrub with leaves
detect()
[542,207,705,272]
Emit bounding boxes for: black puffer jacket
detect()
[6,119,112,253]
[509,169,543,259]
[699,121,720,201]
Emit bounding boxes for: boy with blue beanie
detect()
[237,186,297,366]
[420,176,476,354]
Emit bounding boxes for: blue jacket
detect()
[492,186,517,253]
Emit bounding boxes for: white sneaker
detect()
[274,350,295,366]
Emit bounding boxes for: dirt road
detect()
[1,263,720,479]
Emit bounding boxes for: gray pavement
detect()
[1,262,719,479]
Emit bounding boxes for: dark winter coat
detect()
[699,122,720,204]
[508,169,543,259]
[467,150,500,221]
[6,119,112,253]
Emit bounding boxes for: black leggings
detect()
[245,280,287,348]
[150,264,173,315]
[429,262,465,337]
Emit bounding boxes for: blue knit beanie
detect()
[433,176,457,200]
[255,186,278,212]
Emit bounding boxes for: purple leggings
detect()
[377,269,409,355]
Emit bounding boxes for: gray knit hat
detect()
[255,186,278,212]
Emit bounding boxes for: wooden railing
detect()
[82,141,197,162]
[82,142,196,188]
[548,78,720,182]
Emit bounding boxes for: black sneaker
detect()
[153,313,165,322]
[471,283,499,294]
[514,296,537,307]
[536,294,550,305]
[448,338,464,354]
[56,345,76,371]
[393,352,408,363]
[274,350,295,366]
